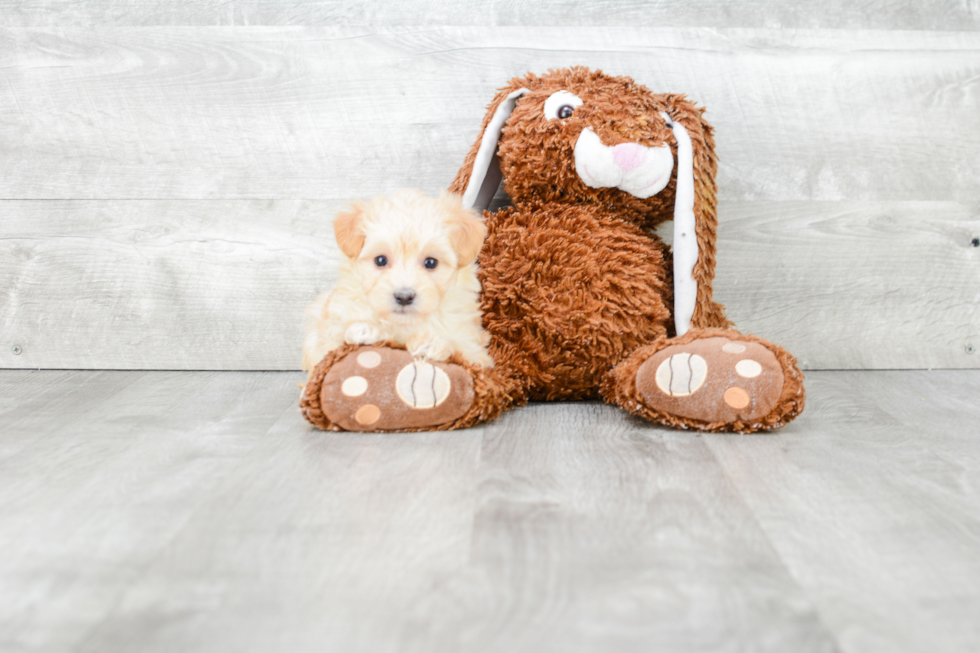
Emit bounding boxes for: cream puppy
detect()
[302,189,493,374]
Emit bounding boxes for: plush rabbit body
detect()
[302,67,805,433]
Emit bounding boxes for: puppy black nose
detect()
[394,289,416,306]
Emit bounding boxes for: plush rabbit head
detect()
[449,66,724,336]
[450,67,716,224]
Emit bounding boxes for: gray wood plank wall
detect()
[1,1,978,29]
[1,7,978,370]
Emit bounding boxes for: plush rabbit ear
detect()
[660,111,697,337]
[659,103,729,334]
[453,87,529,212]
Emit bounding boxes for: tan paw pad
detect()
[320,347,475,431]
[636,337,784,425]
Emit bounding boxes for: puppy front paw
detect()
[407,334,453,362]
[344,322,383,346]
[470,349,495,369]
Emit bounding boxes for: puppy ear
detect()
[441,191,486,267]
[333,201,367,259]
[449,78,532,212]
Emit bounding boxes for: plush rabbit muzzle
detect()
[573,127,674,199]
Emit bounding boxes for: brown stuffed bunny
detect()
[301,67,805,433]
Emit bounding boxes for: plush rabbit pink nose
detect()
[612,143,648,172]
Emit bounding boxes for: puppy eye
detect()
[374,255,388,267]
[423,257,438,270]
[544,90,583,121]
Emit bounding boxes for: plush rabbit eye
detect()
[544,90,583,121]
[423,257,438,270]
[374,255,388,267]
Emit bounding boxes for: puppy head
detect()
[334,189,485,324]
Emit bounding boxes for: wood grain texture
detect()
[0,199,340,370]
[400,403,837,652]
[3,199,977,370]
[704,370,980,652]
[711,201,980,370]
[2,369,980,652]
[0,0,977,30]
[75,396,488,653]
[0,370,834,653]
[0,368,74,419]
[0,28,977,202]
[0,370,300,653]
[1,24,976,371]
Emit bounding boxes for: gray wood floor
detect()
[1,370,978,652]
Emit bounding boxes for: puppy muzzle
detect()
[393,288,416,307]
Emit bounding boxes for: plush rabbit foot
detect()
[301,344,512,432]
[604,329,805,433]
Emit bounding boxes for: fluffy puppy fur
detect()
[302,189,492,374]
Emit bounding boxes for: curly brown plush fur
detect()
[303,67,805,433]
[478,201,672,400]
